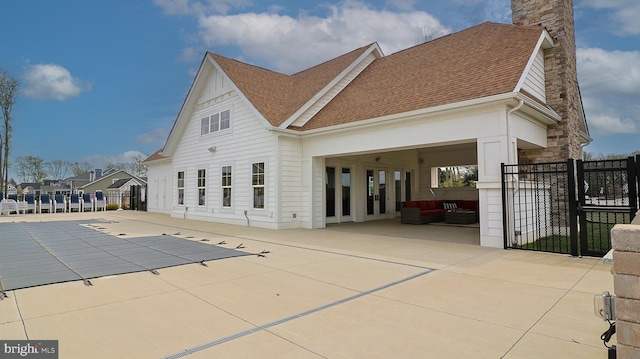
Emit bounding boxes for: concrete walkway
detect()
[0,211,614,358]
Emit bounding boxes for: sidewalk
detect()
[0,211,614,358]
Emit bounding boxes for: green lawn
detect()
[513,212,630,256]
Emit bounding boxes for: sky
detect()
[1,0,638,181]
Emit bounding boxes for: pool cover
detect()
[0,221,251,293]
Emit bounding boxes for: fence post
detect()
[628,156,638,220]
[501,163,509,249]
[567,159,579,256]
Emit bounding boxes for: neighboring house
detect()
[63,169,105,194]
[105,177,147,209]
[145,1,590,248]
[80,169,146,205]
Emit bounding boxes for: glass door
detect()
[366,169,388,219]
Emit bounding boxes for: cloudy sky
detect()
[0,0,638,180]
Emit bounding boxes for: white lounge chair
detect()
[24,194,36,213]
[39,194,53,214]
[94,192,107,211]
[53,194,67,213]
[81,193,94,212]
[69,194,81,212]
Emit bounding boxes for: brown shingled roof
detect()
[210,44,374,127]
[143,148,166,163]
[296,22,544,130]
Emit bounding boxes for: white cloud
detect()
[197,1,450,73]
[136,128,170,144]
[580,0,640,35]
[22,64,90,101]
[80,150,148,171]
[577,47,640,135]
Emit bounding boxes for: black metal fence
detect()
[501,156,639,257]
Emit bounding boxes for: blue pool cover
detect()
[0,221,250,293]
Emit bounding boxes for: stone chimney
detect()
[512,0,583,161]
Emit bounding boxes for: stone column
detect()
[512,0,583,162]
[611,219,640,358]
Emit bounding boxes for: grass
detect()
[513,212,630,256]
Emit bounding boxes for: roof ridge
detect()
[290,43,377,77]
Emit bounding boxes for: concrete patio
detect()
[0,211,614,358]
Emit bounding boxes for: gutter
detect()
[268,92,560,138]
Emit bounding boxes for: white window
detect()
[197,169,206,206]
[200,109,230,136]
[252,162,264,209]
[211,113,220,132]
[222,165,232,208]
[220,110,230,130]
[177,171,184,205]
[200,117,209,135]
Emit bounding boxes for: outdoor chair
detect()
[39,194,53,214]
[53,194,67,213]
[81,193,94,212]
[69,194,81,212]
[8,194,27,214]
[24,194,36,213]
[0,192,3,200]
[94,192,107,211]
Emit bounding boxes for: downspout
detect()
[507,99,524,164]
[505,99,524,247]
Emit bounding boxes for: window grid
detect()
[222,166,232,208]
[197,169,206,206]
[252,162,264,209]
[177,171,185,205]
[200,109,230,136]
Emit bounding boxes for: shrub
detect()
[106,203,120,210]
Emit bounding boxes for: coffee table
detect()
[444,210,476,224]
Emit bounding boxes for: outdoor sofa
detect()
[400,199,479,224]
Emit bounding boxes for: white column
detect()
[476,135,511,248]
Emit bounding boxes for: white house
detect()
[145,11,590,248]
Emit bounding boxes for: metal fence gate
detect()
[501,156,639,257]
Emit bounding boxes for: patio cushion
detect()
[405,201,418,208]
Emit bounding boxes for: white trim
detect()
[279,43,384,129]
[514,30,554,93]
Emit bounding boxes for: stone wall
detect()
[611,215,640,358]
[512,0,583,162]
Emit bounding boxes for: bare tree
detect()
[71,161,92,176]
[46,159,72,180]
[123,153,147,177]
[0,70,18,195]
[16,155,47,183]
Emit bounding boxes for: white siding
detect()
[169,68,279,228]
[522,49,545,102]
[146,161,172,214]
[277,136,303,227]
[290,53,377,128]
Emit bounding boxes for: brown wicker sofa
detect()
[400,200,478,224]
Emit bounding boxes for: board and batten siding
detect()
[290,53,377,128]
[169,67,279,227]
[521,49,545,102]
